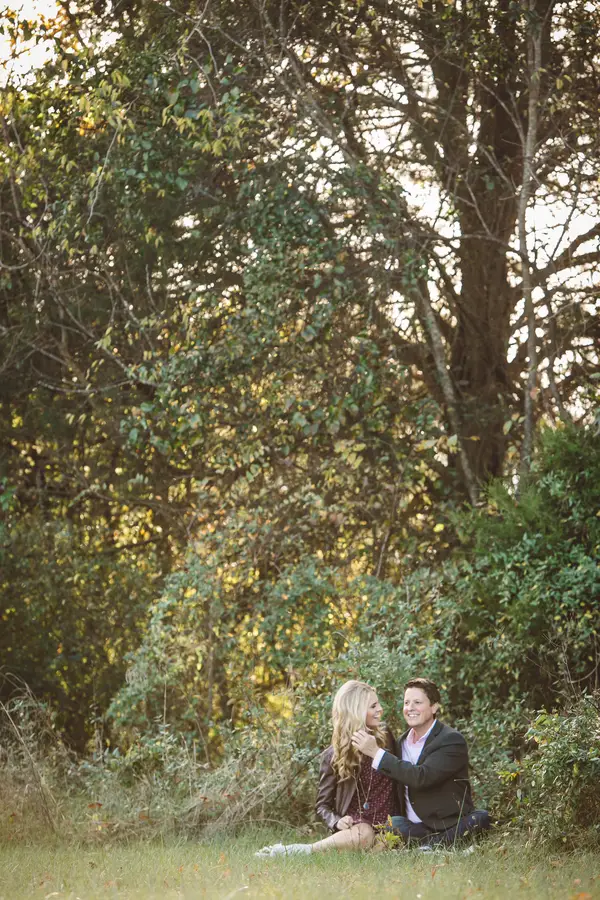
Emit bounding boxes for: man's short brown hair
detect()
[404,677,441,707]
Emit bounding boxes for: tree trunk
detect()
[519,4,544,477]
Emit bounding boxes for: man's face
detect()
[403,687,439,732]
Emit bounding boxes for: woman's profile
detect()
[256,679,398,856]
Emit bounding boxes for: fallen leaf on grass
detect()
[571,894,592,900]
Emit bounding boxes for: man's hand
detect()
[335,815,353,831]
[352,729,379,758]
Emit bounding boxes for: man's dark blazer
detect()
[377,719,474,831]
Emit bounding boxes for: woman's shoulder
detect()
[318,745,336,776]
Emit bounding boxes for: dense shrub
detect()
[101,636,413,831]
[0,517,157,750]
[507,695,600,846]
[97,424,600,834]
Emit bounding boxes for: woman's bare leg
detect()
[311,823,375,853]
[254,823,375,857]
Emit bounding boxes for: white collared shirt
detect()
[372,721,436,823]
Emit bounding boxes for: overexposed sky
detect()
[0,0,58,82]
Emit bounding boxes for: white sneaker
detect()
[255,843,312,858]
[255,843,285,857]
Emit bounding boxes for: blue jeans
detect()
[390,809,491,847]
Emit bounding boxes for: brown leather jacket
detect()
[315,728,398,831]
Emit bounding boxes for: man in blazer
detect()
[352,677,490,848]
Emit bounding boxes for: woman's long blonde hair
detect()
[331,680,387,781]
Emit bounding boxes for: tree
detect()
[186,0,600,490]
[1,0,599,743]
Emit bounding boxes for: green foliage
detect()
[508,696,600,846]
[391,427,600,714]
[0,2,599,852]
[107,425,600,825]
[0,516,156,748]
[107,550,411,742]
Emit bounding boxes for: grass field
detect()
[0,833,599,899]
[0,833,600,900]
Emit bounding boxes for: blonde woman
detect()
[256,680,398,857]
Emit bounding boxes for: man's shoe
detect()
[416,843,447,853]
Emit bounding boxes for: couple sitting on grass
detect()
[256,677,490,857]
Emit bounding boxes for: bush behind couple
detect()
[256,677,490,857]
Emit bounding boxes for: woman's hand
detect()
[335,815,353,831]
[351,729,379,758]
